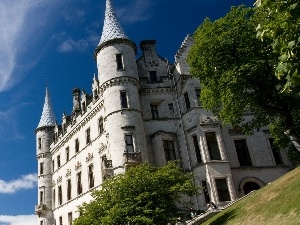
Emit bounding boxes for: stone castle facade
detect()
[35,0,292,224]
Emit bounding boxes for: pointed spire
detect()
[37,86,56,129]
[98,0,129,46]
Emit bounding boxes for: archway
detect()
[243,182,261,195]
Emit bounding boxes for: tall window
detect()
[205,132,221,160]
[269,138,283,165]
[125,135,134,153]
[66,147,70,162]
[116,54,124,70]
[163,140,176,161]
[150,104,158,119]
[75,138,79,153]
[215,178,231,201]
[234,139,252,166]
[149,71,157,83]
[120,91,128,108]
[192,135,202,163]
[67,179,72,201]
[58,185,62,205]
[77,172,82,195]
[202,180,211,203]
[195,89,201,106]
[40,220,43,225]
[68,212,73,225]
[53,189,56,208]
[184,92,191,110]
[38,138,41,149]
[88,164,94,189]
[57,155,61,168]
[52,160,55,172]
[86,128,91,145]
[40,191,44,204]
[59,216,63,225]
[99,117,104,134]
[40,162,44,175]
[168,103,174,114]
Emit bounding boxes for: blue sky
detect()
[0,0,254,224]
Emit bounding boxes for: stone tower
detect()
[95,0,147,173]
[35,87,56,225]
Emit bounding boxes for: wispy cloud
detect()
[57,39,89,53]
[0,0,67,92]
[0,103,31,141]
[0,215,36,225]
[65,9,85,22]
[116,0,153,24]
[0,173,37,194]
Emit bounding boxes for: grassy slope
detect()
[202,167,300,225]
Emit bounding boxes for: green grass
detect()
[202,167,300,225]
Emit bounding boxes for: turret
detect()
[95,0,147,173]
[35,87,55,225]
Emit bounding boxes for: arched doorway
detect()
[243,182,260,195]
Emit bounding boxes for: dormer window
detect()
[149,71,157,83]
[116,54,124,70]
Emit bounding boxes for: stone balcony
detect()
[35,203,47,216]
[123,151,142,166]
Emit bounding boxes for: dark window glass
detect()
[68,212,73,225]
[52,160,55,172]
[184,92,191,110]
[99,118,104,134]
[168,103,174,114]
[116,54,123,70]
[57,155,61,168]
[89,165,94,189]
[40,162,44,175]
[67,179,72,201]
[125,135,134,153]
[53,189,56,207]
[269,138,283,165]
[163,140,176,161]
[196,89,201,106]
[38,138,41,149]
[234,139,252,166]
[86,128,91,144]
[40,191,43,204]
[205,132,221,160]
[215,178,231,201]
[77,172,82,195]
[66,147,69,161]
[58,185,62,205]
[192,135,202,163]
[75,139,79,153]
[59,216,62,225]
[202,180,211,203]
[149,71,157,83]
[150,104,158,119]
[120,91,128,108]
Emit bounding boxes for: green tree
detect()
[73,161,198,225]
[187,6,300,155]
[255,0,300,91]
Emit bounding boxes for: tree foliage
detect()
[187,6,300,155]
[255,0,300,91]
[73,161,198,225]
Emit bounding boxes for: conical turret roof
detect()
[37,87,56,129]
[98,0,129,46]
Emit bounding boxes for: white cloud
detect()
[65,9,85,21]
[0,215,37,225]
[0,0,67,92]
[117,0,153,24]
[0,173,37,194]
[57,39,89,53]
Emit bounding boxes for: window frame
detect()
[125,134,134,153]
[192,135,202,163]
[57,155,61,168]
[88,164,94,189]
[75,138,80,153]
[149,71,158,83]
[150,104,159,119]
[205,132,221,160]
[66,147,70,162]
[120,91,128,108]
[215,178,231,202]
[99,117,104,134]
[163,140,176,162]
[67,179,72,201]
[77,172,82,195]
[234,139,252,166]
[116,53,124,70]
[58,185,62,205]
[184,92,191,110]
[86,128,91,145]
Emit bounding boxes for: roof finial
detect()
[37,86,56,129]
[98,0,129,46]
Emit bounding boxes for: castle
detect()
[35,0,292,224]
